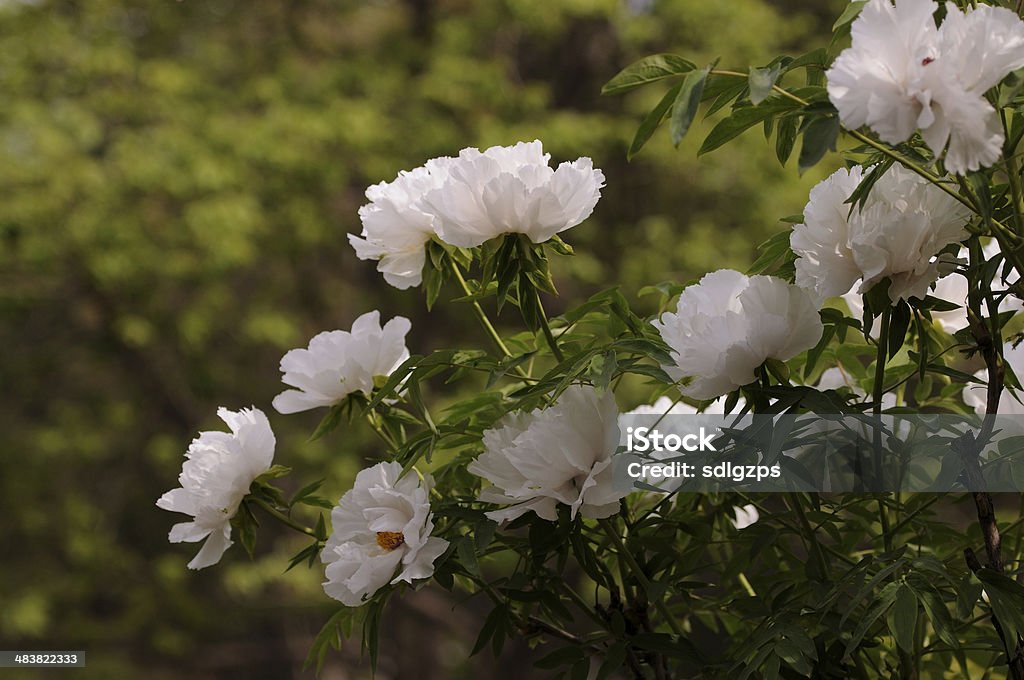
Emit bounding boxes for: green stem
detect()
[599,519,685,638]
[533,289,565,362]
[447,258,530,379]
[365,412,399,452]
[873,306,893,553]
[1004,123,1024,233]
[250,496,318,538]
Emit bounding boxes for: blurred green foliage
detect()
[0,0,840,676]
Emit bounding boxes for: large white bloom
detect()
[321,462,448,606]
[652,270,823,400]
[827,0,1024,174]
[156,407,276,570]
[348,158,452,290]
[272,311,411,414]
[421,140,605,248]
[792,165,970,305]
[469,384,626,522]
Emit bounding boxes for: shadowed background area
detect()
[0,0,842,677]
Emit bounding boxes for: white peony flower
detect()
[421,140,605,248]
[827,0,1024,174]
[348,158,452,290]
[469,384,626,522]
[156,407,276,570]
[272,311,411,415]
[731,504,760,530]
[652,270,824,400]
[792,164,970,305]
[320,461,448,606]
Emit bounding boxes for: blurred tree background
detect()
[0,0,842,677]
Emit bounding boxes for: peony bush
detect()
[158,2,1024,677]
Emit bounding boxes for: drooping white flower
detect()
[652,270,823,400]
[731,504,760,530]
[469,384,626,523]
[792,165,970,305]
[421,140,605,248]
[272,311,410,415]
[156,407,276,570]
[348,158,452,290]
[827,0,1024,174]
[321,462,448,606]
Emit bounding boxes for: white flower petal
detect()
[273,312,410,415]
[792,164,970,305]
[426,140,604,248]
[827,0,1024,173]
[321,462,447,606]
[157,407,276,571]
[653,270,823,400]
[470,385,626,522]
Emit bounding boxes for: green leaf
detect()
[775,115,799,166]
[908,578,960,651]
[457,535,481,577]
[303,608,353,672]
[289,478,325,507]
[699,99,797,155]
[597,641,627,680]
[670,65,711,146]
[798,115,839,174]
[888,584,918,653]
[309,402,346,442]
[749,64,781,105]
[804,324,835,379]
[833,0,867,31]
[747,228,795,275]
[888,300,911,361]
[254,464,292,483]
[534,645,585,669]
[602,53,697,95]
[471,605,506,656]
[844,581,900,658]
[628,81,683,160]
[977,568,1024,647]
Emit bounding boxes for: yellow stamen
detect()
[375,531,405,551]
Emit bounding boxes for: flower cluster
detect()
[791,164,971,305]
[349,140,605,288]
[828,0,1024,174]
